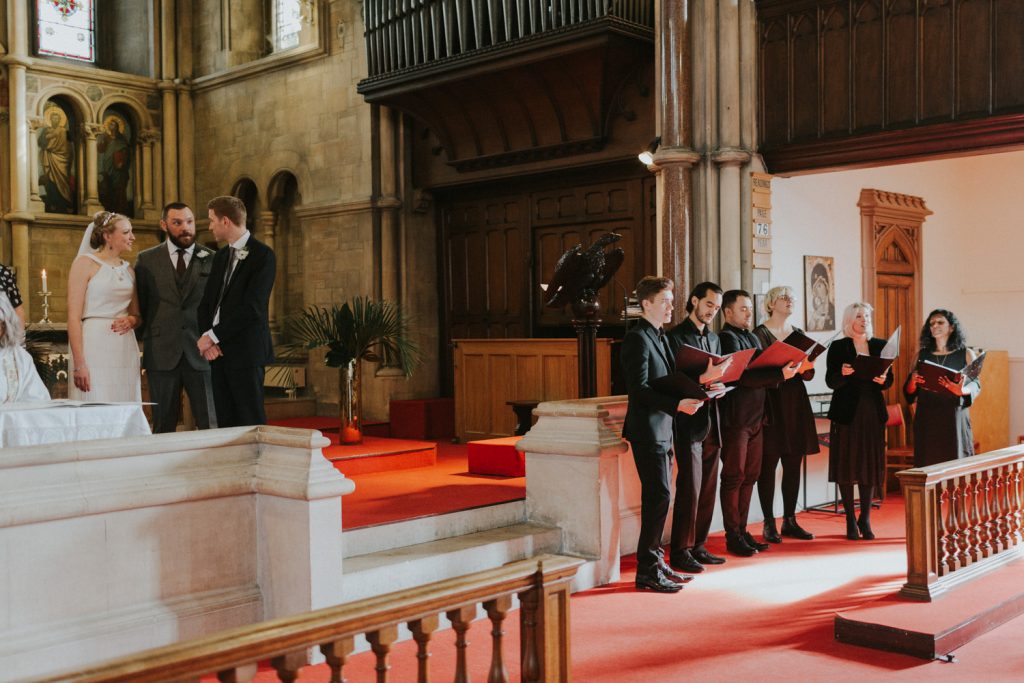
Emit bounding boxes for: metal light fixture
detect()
[638,136,660,165]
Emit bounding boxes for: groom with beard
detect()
[136,202,218,432]
[197,195,276,427]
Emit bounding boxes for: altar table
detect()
[0,402,151,447]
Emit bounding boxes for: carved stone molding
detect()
[710,148,753,167]
[138,129,162,145]
[83,122,105,139]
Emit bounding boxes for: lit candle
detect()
[41,269,47,292]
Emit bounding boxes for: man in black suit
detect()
[667,282,730,573]
[197,195,276,427]
[717,290,797,556]
[622,276,704,593]
[136,202,217,432]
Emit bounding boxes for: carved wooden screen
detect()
[859,189,931,436]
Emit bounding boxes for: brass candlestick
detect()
[37,290,52,324]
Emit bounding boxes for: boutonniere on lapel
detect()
[235,247,250,261]
[196,249,210,259]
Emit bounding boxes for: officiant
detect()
[0,293,50,404]
[903,309,980,468]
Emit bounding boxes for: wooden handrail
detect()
[34,554,584,683]
[897,444,1024,601]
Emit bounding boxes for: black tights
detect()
[839,483,874,524]
[758,453,802,520]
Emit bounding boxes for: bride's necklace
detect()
[98,250,126,279]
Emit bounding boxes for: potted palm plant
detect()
[287,297,419,444]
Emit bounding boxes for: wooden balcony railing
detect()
[897,444,1024,601]
[38,554,584,683]
[363,0,654,78]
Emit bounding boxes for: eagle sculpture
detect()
[544,232,625,311]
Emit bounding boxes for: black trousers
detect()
[147,358,217,433]
[211,362,266,427]
[629,439,673,576]
[719,423,764,535]
[671,435,720,557]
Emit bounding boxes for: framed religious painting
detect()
[804,255,835,332]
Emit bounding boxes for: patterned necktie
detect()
[175,248,187,277]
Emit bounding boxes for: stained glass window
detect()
[37,0,95,62]
[275,0,304,52]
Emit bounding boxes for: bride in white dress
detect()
[67,211,142,401]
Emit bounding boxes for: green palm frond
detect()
[283,297,421,376]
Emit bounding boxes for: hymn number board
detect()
[752,173,772,270]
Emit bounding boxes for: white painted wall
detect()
[766,149,1024,444]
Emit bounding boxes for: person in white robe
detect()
[0,292,50,403]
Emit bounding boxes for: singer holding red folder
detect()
[903,309,980,467]
[826,302,894,541]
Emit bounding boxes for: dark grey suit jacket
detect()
[136,243,216,372]
[621,318,680,445]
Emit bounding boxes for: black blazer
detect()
[621,318,680,445]
[718,323,782,430]
[667,317,721,443]
[826,336,895,425]
[198,236,276,368]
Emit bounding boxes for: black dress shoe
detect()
[763,519,782,544]
[780,516,815,540]
[846,518,860,541]
[726,535,757,557]
[857,518,875,540]
[635,572,683,593]
[658,562,695,583]
[743,531,770,552]
[692,548,726,565]
[669,550,705,574]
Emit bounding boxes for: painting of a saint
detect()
[97,109,134,217]
[804,255,836,332]
[37,100,77,214]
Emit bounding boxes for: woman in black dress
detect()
[0,264,24,325]
[903,309,980,467]
[827,302,894,540]
[753,286,820,543]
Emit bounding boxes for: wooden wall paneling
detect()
[919,0,954,122]
[993,0,1024,111]
[488,353,517,436]
[885,0,918,126]
[957,0,993,116]
[876,271,915,420]
[760,16,790,143]
[852,0,885,131]
[791,10,820,140]
[821,2,852,136]
[970,349,1010,452]
[460,352,492,436]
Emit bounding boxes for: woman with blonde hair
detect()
[826,302,893,540]
[67,210,142,401]
[753,285,819,543]
[0,292,49,403]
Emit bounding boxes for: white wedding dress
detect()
[68,254,141,402]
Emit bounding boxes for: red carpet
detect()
[322,436,436,476]
[231,496,1024,681]
[341,440,525,529]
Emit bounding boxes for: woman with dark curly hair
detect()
[903,309,980,468]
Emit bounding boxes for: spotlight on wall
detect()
[637,136,661,166]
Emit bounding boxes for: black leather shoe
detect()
[692,548,726,565]
[635,572,683,593]
[780,516,815,540]
[659,562,695,583]
[763,519,782,544]
[743,531,770,552]
[669,550,705,574]
[857,518,875,540]
[726,535,757,557]
[846,518,860,541]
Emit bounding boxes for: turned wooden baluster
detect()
[992,465,1009,551]
[978,469,993,557]
[217,664,258,683]
[321,637,356,683]
[937,481,953,575]
[485,596,513,683]
[954,476,972,568]
[1012,463,1024,545]
[368,625,399,683]
[447,606,476,683]
[271,651,306,683]
[409,615,440,683]
[519,585,540,683]
[967,472,982,562]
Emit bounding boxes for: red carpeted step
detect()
[466,436,525,477]
[323,436,436,476]
[266,415,338,431]
[390,398,454,439]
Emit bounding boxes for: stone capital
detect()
[28,117,45,132]
[711,148,752,167]
[648,146,701,172]
[138,129,162,145]
[83,122,105,139]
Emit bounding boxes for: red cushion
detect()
[467,437,525,477]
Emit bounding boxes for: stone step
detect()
[340,522,562,603]
[342,500,527,558]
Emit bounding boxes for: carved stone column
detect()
[654,0,697,311]
[177,84,195,209]
[712,149,751,289]
[27,117,43,203]
[83,122,105,214]
[258,210,280,342]
[138,129,161,211]
[159,81,179,202]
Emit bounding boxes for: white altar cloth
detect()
[0,401,151,447]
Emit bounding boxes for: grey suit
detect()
[135,242,217,432]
